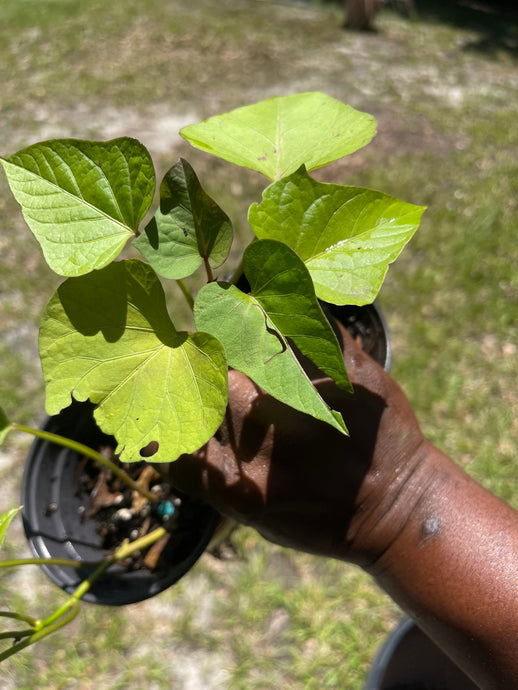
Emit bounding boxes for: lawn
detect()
[0,0,516,687]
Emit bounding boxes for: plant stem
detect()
[0,628,35,641]
[176,279,194,311]
[0,602,80,662]
[12,423,157,503]
[0,557,90,569]
[203,256,214,283]
[0,526,167,662]
[36,526,167,631]
[0,611,39,626]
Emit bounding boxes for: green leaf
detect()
[1,138,155,276]
[134,159,233,280]
[249,166,426,305]
[194,282,347,435]
[0,508,22,549]
[0,407,12,444]
[180,92,376,181]
[244,240,351,391]
[39,260,228,463]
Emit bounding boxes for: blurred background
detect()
[0,0,517,687]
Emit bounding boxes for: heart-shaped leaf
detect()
[134,158,233,279]
[1,138,155,276]
[39,260,228,463]
[194,282,347,435]
[249,166,426,305]
[0,507,22,549]
[244,240,351,391]
[180,92,376,181]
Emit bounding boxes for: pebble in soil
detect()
[76,452,182,572]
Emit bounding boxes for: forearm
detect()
[364,441,518,689]
[169,357,518,688]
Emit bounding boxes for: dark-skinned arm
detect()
[362,440,518,689]
[169,323,518,689]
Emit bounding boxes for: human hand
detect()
[169,319,428,566]
[171,320,518,689]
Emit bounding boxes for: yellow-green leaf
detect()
[181,92,376,181]
[39,260,228,462]
[1,138,155,276]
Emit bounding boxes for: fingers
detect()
[168,436,269,524]
[168,448,209,499]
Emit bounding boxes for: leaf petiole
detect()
[203,255,214,283]
[0,611,39,626]
[176,278,195,311]
[0,526,168,662]
[11,423,157,503]
[0,557,91,569]
[0,602,80,662]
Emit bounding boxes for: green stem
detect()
[203,256,214,283]
[114,525,168,558]
[0,611,39,626]
[176,279,194,311]
[12,423,157,503]
[0,557,90,569]
[35,559,113,631]
[0,526,167,662]
[0,602,80,663]
[36,526,167,631]
[0,628,35,641]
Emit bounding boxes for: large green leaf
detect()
[39,260,228,463]
[249,166,426,305]
[244,240,351,391]
[194,282,347,435]
[180,92,376,181]
[0,507,22,550]
[0,407,12,445]
[134,158,232,279]
[1,138,155,277]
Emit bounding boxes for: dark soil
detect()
[75,451,188,573]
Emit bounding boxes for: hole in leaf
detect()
[140,441,159,457]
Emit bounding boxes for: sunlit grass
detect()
[0,0,516,687]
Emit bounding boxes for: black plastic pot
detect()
[363,617,480,690]
[327,301,392,372]
[21,401,220,606]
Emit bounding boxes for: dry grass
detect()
[0,0,516,687]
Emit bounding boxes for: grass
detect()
[0,0,516,687]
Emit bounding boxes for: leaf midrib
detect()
[4,158,135,236]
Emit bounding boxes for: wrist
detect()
[342,438,441,569]
[350,442,518,689]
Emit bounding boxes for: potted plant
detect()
[19,399,221,606]
[0,91,425,660]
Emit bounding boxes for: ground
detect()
[0,0,517,687]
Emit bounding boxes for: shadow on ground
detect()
[408,0,518,55]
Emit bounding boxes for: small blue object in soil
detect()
[157,500,175,518]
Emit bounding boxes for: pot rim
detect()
[21,401,220,606]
